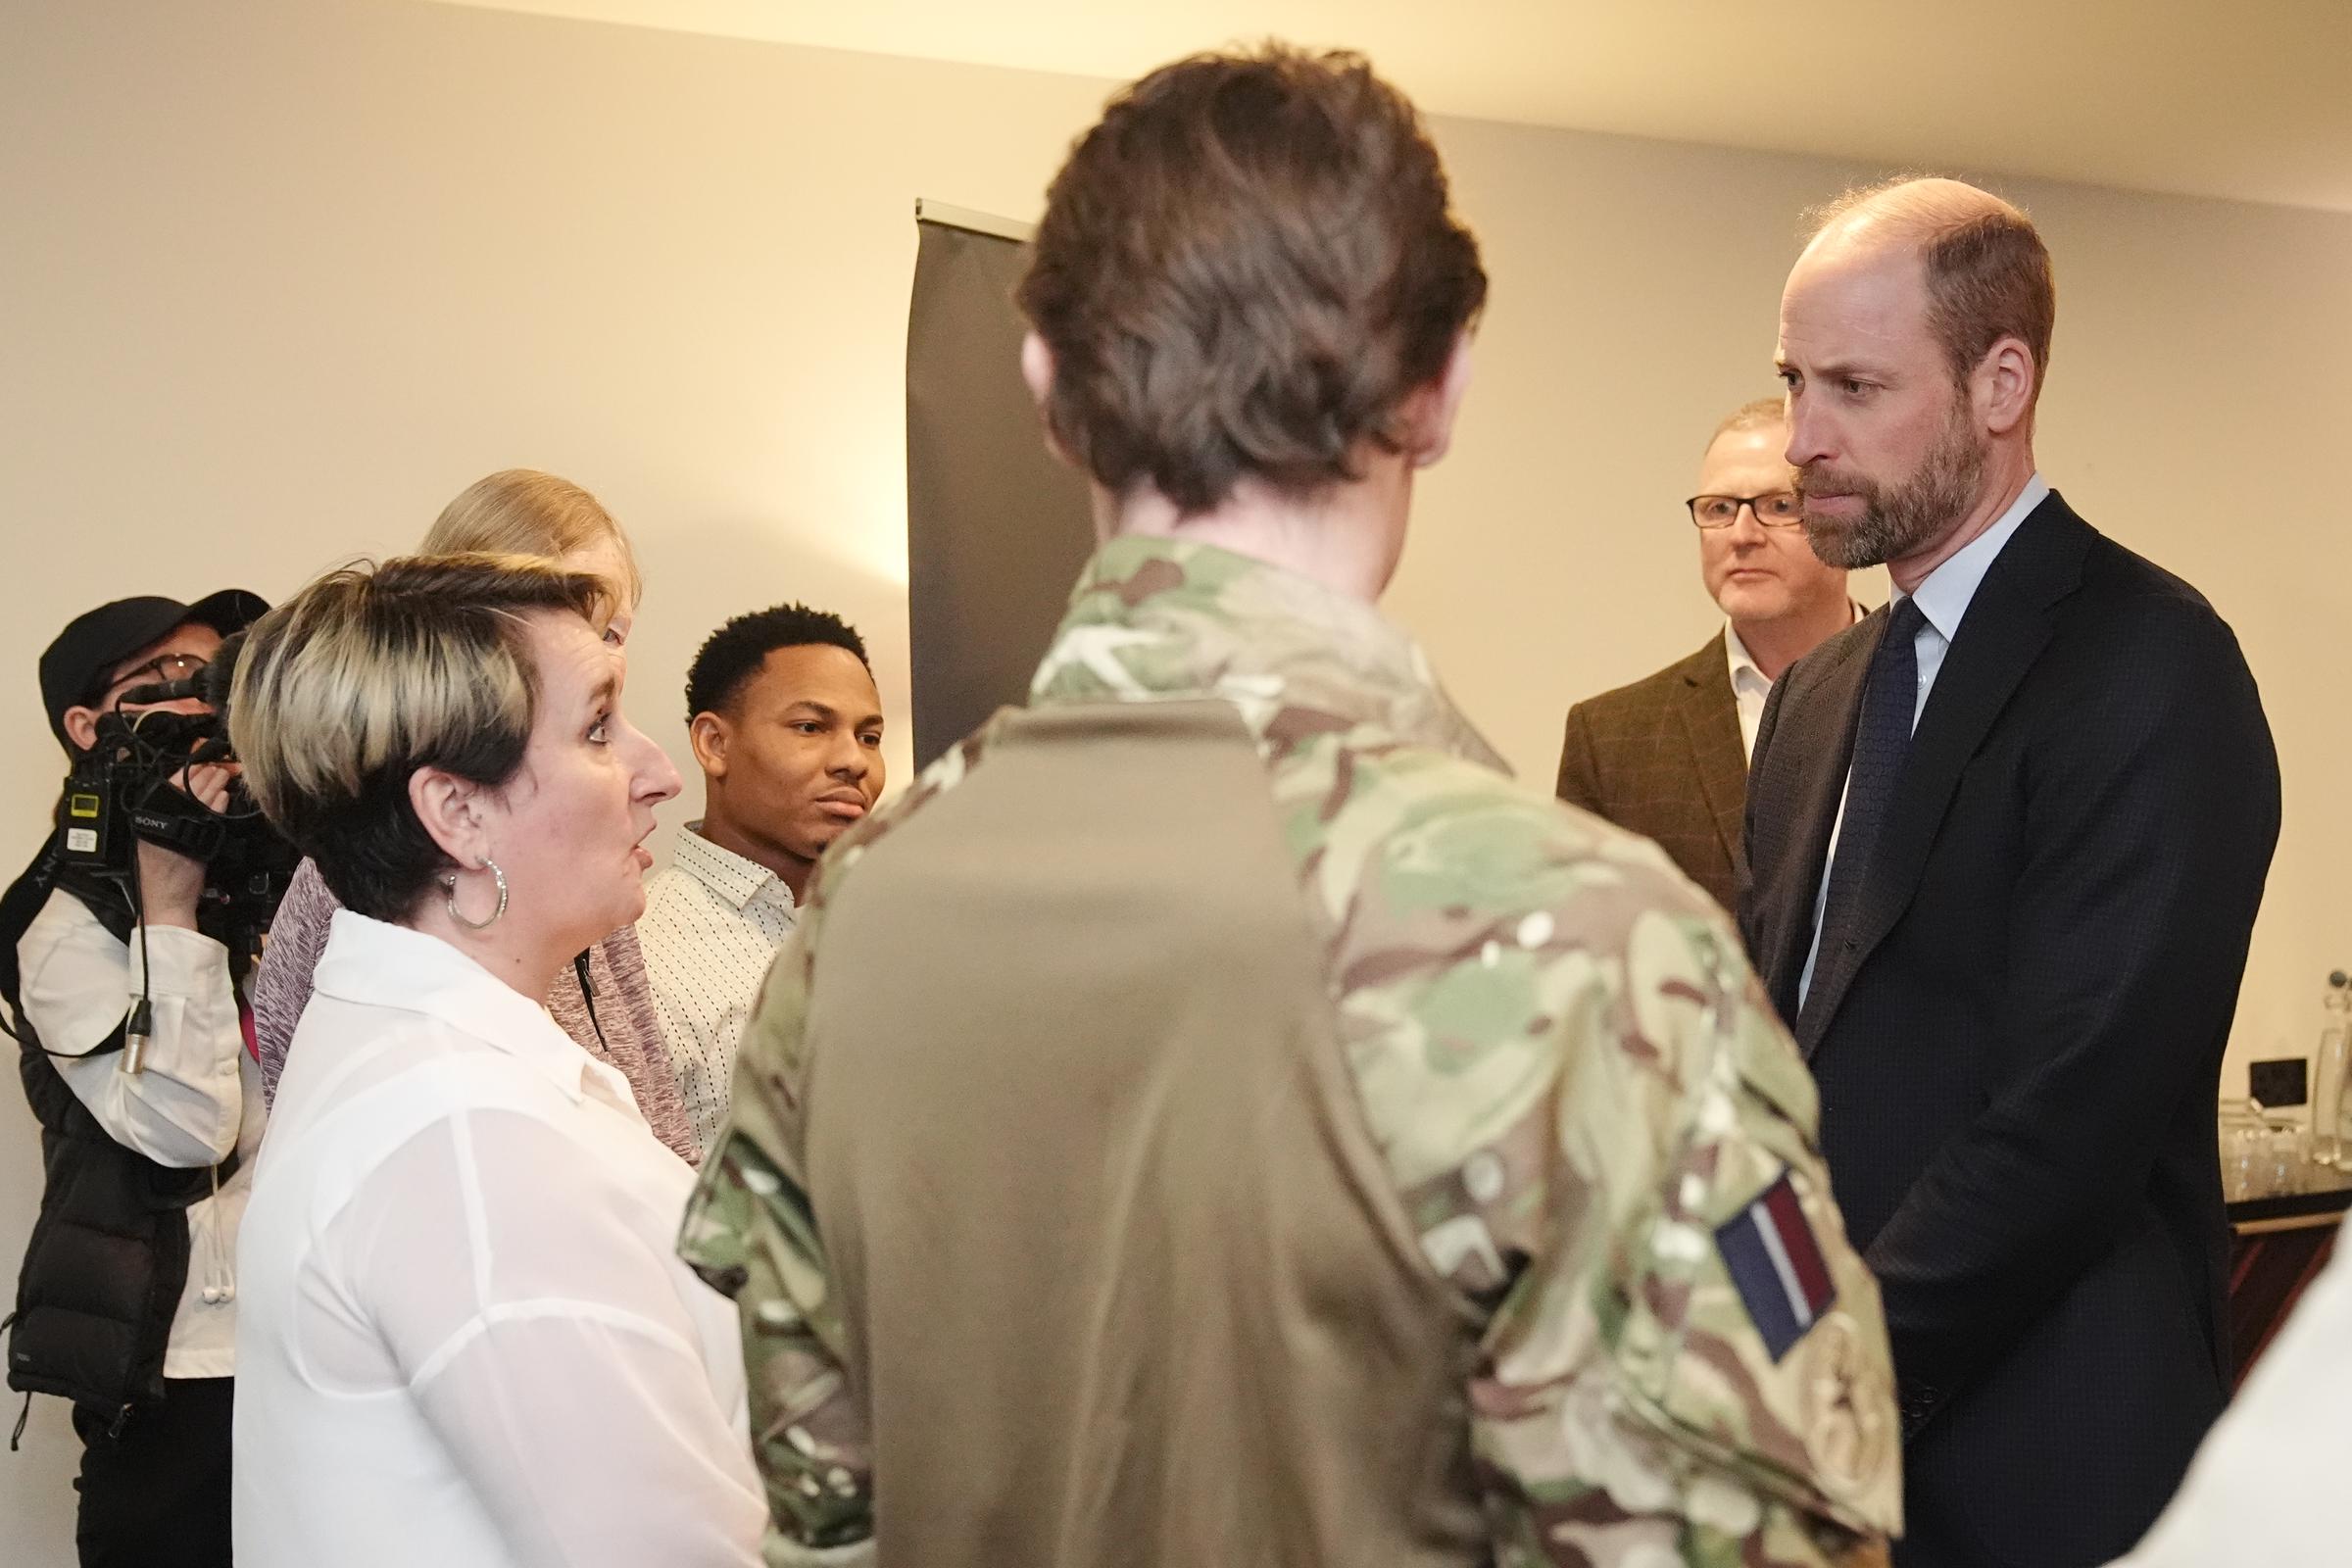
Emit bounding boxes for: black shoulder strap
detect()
[0,842,56,1028]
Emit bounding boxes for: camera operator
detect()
[2,589,269,1568]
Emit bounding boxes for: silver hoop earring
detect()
[443,857,508,931]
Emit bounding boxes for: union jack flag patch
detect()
[1715,1168,1837,1362]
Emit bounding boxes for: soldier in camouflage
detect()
[681,44,1900,1568]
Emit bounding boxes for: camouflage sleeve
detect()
[1312,765,1901,1566]
[679,919,874,1561]
[1473,897,1898,1566]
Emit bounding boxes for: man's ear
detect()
[688,711,729,781]
[1974,334,2036,437]
[406,765,490,870]
[1020,331,1077,468]
[61,706,101,753]
[1400,332,1476,469]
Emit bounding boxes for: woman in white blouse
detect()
[222,554,763,1567]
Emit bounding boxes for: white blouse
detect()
[231,910,763,1568]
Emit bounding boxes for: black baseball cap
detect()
[38,589,269,752]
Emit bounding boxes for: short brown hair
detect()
[1809,177,2056,407]
[424,468,643,608]
[230,554,610,921]
[1017,46,1487,514]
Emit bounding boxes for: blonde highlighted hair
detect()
[230,553,611,920]
[424,468,643,607]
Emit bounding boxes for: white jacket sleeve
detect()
[19,887,245,1167]
[2109,1219,2352,1568]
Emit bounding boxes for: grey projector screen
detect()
[905,206,1096,770]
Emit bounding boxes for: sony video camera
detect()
[50,629,298,972]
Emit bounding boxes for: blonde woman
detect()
[249,470,695,1162]
[227,555,760,1567]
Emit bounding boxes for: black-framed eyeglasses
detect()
[1687,491,1805,529]
[100,652,209,705]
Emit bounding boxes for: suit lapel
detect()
[1677,634,1749,882]
[1761,625,1877,1029]
[1799,496,2093,1053]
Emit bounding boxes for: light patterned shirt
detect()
[639,824,798,1158]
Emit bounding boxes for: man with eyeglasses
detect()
[2,589,268,1568]
[1554,397,1858,910]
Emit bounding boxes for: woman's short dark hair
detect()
[229,553,610,920]
[1016,46,1488,515]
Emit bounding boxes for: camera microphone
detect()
[117,677,203,707]
[116,630,249,710]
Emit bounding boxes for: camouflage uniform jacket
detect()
[681,535,1902,1567]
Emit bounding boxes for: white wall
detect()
[3,0,2346,1556]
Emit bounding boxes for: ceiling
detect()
[431,0,2352,214]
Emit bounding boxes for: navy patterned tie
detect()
[1802,596,1926,1023]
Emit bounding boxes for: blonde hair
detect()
[1709,396,1788,450]
[423,468,643,607]
[230,553,610,920]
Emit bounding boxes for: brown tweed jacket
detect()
[1553,632,1747,913]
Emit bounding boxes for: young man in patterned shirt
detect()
[639,604,883,1155]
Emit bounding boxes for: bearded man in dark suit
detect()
[1555,399,1856,911]
[1744,175,2279,1568]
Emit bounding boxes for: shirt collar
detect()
[670,822,794,914]
[1899,471,2049,642]
[1723,599,1865,690]
[310,908,600,1102]
[1723,619,1771,694]
[1028,534,1505,769]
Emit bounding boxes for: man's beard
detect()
[1799,396,1985,568]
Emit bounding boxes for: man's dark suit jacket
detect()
[1740,493,2279,1568]
[1554,634,1747,911]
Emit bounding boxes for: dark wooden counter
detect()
[2227,1176,2350,1385]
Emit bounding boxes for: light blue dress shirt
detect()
[1795,472,2050,1007]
